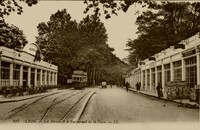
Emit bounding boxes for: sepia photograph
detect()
[0,0,199,130]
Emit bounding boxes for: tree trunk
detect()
[93,68,96,86]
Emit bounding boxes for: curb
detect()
[73,89,98,122]
[0,95,46,104]
[128,88,199,109]
[0,89,73,104]
[0,91,61,104]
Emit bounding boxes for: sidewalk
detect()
[0,88,69,103]
[128,87,199,109]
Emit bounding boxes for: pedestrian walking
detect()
[125,82,129,92]
[156,82,163,98]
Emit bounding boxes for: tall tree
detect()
[78,14,109,68]
[0,19,27,49]
[36,9,80,78]
[36,9,128,85]
[126,2,200,66]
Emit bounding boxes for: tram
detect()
[72,70,87,89]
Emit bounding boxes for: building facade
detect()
[0,43,58,89]
[125,32,200,94]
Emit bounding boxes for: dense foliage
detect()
[36,9,128,86]
[0,0,130,85]
[0,19,27,48]
[126,2,200,66]
[2,0,199,83]
[0,0,37,49]
[82,1,200,67]
[0,0,37,18]
[83,0,154,19]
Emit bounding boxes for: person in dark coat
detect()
[156,82,163,98]
[136,82,139,91]
[125,82,129,92]
[138,82,141,91]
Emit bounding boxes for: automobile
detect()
[101,81,107,88]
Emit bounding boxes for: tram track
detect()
[38,89,93,122]
[0,89,98,123]
[39,90,85,122]
[72,89,97,122]
[38,89,97,122]
[3,91,70,115]
[0,90,77,123]
[60,90,92,121]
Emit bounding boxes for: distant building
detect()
[0,43,58,89]
[125,32,200,93]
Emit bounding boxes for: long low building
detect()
[0,43,58,90]
[125,32,200,97]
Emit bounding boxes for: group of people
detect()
[124,81,163,98]
[101,79,163,98]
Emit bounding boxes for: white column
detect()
[145,70,147,90]
[138,72,140,82]
[155,67,158,88]
[40,69,43,86]
[48,72,51,85]
[197,54,200,85]
[150,68,152,91]
[139,71,141,82]
[27,67,31,87]
[162,64,165,92]
[141,70,143,89]
[133,74,135,87]
[55,73,57,86]
[182,58,186,81]
[44,70,47,86]
[9,63,13,86]
[170,62,174,81]
[19,65,23,87]
[132,75,133,88]
[34,68,37,87]
[52,72,55,86]
[0,61,1,87]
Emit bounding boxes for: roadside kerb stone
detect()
[126,87,199,109]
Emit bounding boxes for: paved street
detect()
[0,86,199,124]
[81,86,199,123]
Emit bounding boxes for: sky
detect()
[5,1,143,60]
